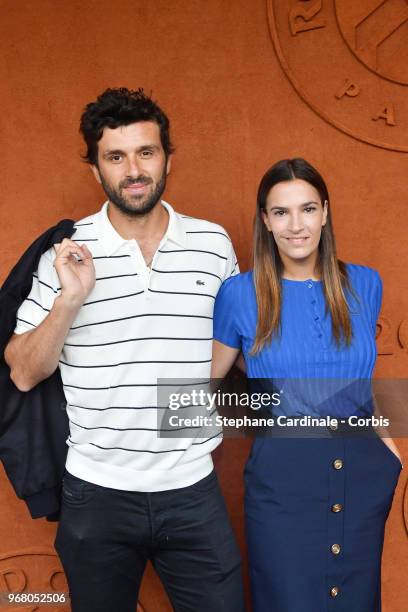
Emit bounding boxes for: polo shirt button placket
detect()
[128,242,145,296]
[148,251,159,292]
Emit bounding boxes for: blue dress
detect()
[213,264,401,612]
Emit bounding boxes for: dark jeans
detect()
[54,470,245,612]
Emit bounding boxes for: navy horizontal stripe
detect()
[70,312,212,330]
[186,231,231,241]
[16,317,36,328]
[33,276,58,294]
[92,254,131,260]
[192,431,222,445]
[26,298,50,312]
[64,380,210,390]
[158,248,227,261]
[68,437,190,453]
[69,403,201,411]
[69,418,198,433]
[60,358,212,368]
[95,272,138,281]
[64,336,212,348]
[32,272,138,294]
[88,442,189,453]
[83,290,144,307]
[69,433,220,452]
[152,268,223,282]
[148,288,215,299]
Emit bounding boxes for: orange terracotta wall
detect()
[0,1,407,610]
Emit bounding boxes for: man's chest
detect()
[63,247,224,349]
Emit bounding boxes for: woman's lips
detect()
[285,237,309,244]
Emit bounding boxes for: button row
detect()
[329,453,343,598]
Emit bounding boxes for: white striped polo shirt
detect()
[14,200,238,491]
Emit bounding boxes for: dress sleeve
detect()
[213,277,241,349]
[14,249,59,335]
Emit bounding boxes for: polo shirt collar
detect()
[161,200,188,249]
[94,199,187,256]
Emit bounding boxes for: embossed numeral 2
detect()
[376,318,408,356]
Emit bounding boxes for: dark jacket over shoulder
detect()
[0,220,75,520]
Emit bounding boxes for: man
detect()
[5,88,243,612]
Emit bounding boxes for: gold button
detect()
[333,459,343,470]
[331,503,343,513]
[330,586,340,598]
[331,543,341,555]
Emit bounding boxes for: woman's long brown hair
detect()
[251,158,352,354]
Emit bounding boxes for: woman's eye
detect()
[273,210,286,216]
[304,207,316,213]
[141,150,153,157]
[109,155,122,162]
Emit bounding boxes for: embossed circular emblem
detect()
[0,548,68,611]
[268,0,408,152]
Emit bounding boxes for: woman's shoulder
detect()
[344,262,381,285]
[344,263,382,308]
[216,270,254,302]
[226,270,253,284]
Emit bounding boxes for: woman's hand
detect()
[381,437,403,467]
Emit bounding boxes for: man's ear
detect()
[90,165,102,184]
[166,155,172,176]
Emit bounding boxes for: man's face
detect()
[91,121,171,217]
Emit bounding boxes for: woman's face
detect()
[262,178,328,268]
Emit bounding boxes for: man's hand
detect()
[5,240,96,391]
[54,239,96,307]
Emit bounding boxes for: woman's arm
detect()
[211,340,240,379]
[373,393,403,466]
[380,437,402,465]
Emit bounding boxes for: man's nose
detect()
[124,156,143,177]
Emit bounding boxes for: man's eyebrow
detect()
[102,144,160,157]
[134,144,161,152]
[102,149,124,157]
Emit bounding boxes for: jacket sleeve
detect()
[14,248,59,334]
[0,219,74,520]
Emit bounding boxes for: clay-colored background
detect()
[0,1,407,610]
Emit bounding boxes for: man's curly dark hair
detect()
[80,87,174,165]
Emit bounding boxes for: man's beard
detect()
[98,168,167,217]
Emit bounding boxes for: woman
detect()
[211,159,402,611]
